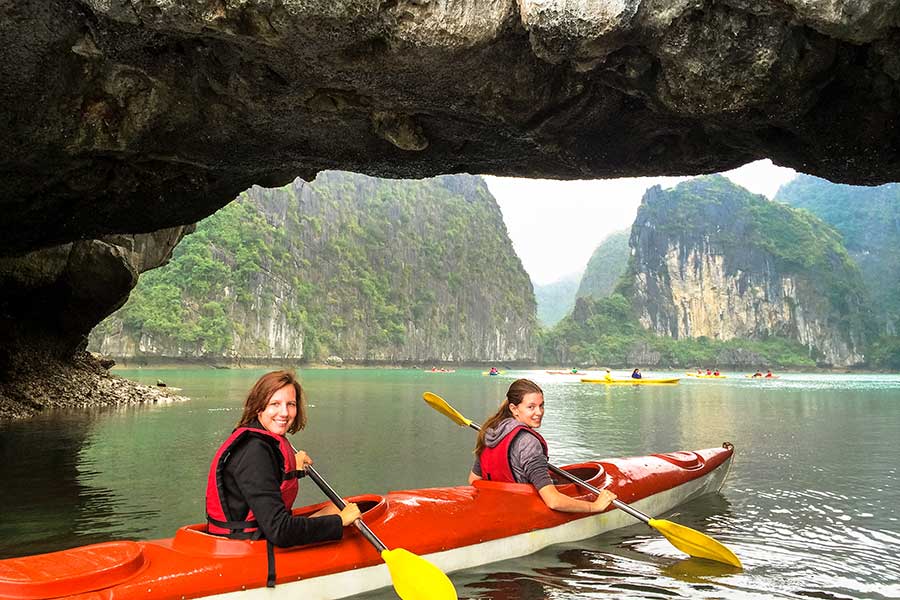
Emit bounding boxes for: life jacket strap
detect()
[206,515,264,539]
[266,540,276,587]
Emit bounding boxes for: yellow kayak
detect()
[581,378,680,385]
[686,373,727,378]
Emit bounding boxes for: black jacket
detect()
[220,419,343,547]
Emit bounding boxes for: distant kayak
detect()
[426,369,456,373]
[482,370,505,376]
[545,370,587,375]
[686,373,727,379]
[581,378,680,385]
[745,374,779,379]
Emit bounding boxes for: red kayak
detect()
[0,444,735,600]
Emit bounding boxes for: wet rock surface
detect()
[0,350,187,420]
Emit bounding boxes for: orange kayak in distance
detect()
[581,377,680,385]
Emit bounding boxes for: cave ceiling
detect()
[2,0,899,256]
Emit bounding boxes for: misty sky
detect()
[485,159,798,286]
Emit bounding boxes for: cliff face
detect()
[629,176,869,366]
[776,174,900,336]
[91,172,536,363]
[577,229,631,300]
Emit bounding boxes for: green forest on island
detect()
[539,175,897,369]
[91,172,900,369]
[91,172,534,362]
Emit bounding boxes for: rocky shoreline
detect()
[0,351,188,420]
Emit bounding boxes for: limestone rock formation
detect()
[577,229,631,300]
[2,0,898,413]
[3,1,900,257]
[0,227,192,417]
[629,176,869,366]
[90,172,536,365]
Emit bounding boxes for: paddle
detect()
[304,465,457,600]
[421,392,742,568]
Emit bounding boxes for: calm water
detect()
[1,368,899,599]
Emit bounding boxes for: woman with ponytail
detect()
[469,378,616,514]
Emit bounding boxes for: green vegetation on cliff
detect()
[539,294,816,367]
[540,175,869,368]
[576,229,630,300]
[91,172,536,362]
[776,174,900,367]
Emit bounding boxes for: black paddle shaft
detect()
[465,421,650,524]
[305,465,387,552]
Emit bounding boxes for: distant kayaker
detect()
[631,368,642,379]
[713,369,720,376]
[489,367,499,375]
[706,368,712,375]
[205,370,360,587]
[468,379,617,514]
[765,370,774,378]
[753,370,763,378]
[604,369,613,382]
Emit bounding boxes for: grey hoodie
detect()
[472,417,553,490]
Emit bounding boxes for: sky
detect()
[484,159,798,286]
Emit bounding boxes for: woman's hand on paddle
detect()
[294,449,313,470]
[590,489,617,512]
[338,502,361,526]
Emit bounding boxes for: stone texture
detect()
[629,182,868,366]
[2,0,900,256]
[1,0,897,414]
[0,227,191,417]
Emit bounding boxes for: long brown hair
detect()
[475,378,543,456]
[236,370,307,434]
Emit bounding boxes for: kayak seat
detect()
[653,451,705,471]
[549,463,605,487]
[173,494,388,557]
[0,541,146,600]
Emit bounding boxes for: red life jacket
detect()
[479,425,548,483]
[205,427,299,538]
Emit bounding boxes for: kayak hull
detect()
[0,445,734,600]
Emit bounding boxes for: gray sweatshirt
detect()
[472,417,553,491]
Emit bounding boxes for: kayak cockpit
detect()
[171,494,388,557]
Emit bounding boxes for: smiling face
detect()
[257,384,297,436]
[510,392,544,429]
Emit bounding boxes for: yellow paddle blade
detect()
[381,548,458,600]
[422,392,472,428]
[648,518,743,568]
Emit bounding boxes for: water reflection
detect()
[2,369,898,600]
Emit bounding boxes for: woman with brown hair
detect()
[205,370,360,587]
[469,378,617,513]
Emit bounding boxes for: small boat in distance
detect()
[581,377,680,385]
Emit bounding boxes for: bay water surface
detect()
[1,368,898,599]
